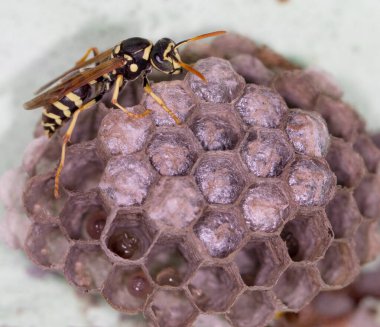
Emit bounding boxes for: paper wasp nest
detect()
[8,33,380,327]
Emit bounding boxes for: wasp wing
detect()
[24,57,125,110]
[34,48,114,95]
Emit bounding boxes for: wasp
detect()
[24,31,226,198]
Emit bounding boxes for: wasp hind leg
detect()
[75,47,100,66]
[111,74,152,118]
[54,98,98,198]
[143,76,181,125]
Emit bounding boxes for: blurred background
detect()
[0,0,379,326]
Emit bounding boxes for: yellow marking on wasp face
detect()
[114,44,121,54]
[143,44,152,60]
[124,54,133,60]
[163,43,175,60]
[130,63,138,72]
[66,92,83,107]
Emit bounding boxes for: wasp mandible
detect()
[24,30,226,198]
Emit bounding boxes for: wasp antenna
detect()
[174,30,226,49]
[174,59,207,83]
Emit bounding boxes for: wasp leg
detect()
[143,76,181,125]
[54,99,98,198]
[75,47,100,66]
[111,74,152,118]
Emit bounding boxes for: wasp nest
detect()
[11,33,380,327]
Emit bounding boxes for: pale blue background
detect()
[0,0,379,326]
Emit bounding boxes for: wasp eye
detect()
[155,54,164,64]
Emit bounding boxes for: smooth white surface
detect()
[0,0,379,326]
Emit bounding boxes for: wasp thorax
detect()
[151,38,182,74]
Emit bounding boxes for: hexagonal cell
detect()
[60,140,104,193]
[146,128,199,176]
[64,243,112,292]
[314,95,364,141]
[143,80,196,126]
[99,153,157,208]
[325,137,366,188]
[234,236,289,288]
[145,176,205,230]
[240,129,294,178]
[96,107,153,161]
[188,265,241,313]
[303,68,343,99]
[287,157,336,207]
[103,210,155,262]
[194,153,245,204]
[102,265,154,314]
[285,109,330,157]
[226,291,276,327]
[273,265,321,311]
[24,223,70,270]
[353,134,380,173]
[318,241,360,289]
[229,54,274,85]
[280,211,333,262]
[193,208,246,259]
[353,174,380,219]
[23,172,67,224]
[273,70,319,109]
[354,219,380,264]
[185,57,245,103]
[146,235,201,287]
[241,181,292,233]
[235,84,287,128]
[59,191,107,241]
[325,189,362,239]
[189,103,242,151]
[193,314,232,327]
[148,289,198,327]
[211,33,257,58]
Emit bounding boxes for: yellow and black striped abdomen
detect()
[42,84,92,136]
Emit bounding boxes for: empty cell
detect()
[285,109,330,157]
[273,265,321,311]
[234,237,289,288]
[188,265,241,312]
[143,80,196,126]
[102,265,154,314]
[23,172,67,224]
[147,128,198,176]
[99,153,157,208]
[186,57,245,103]
[326,138,366,188]
[287,157,336,207]
[96,107,153,161]
[24,223,70,270]
[194,153,245,204]
[193,208,246,258]
[326,189,362,239]
[227,291,276,327]
[59,191,107,241]
[146,235,200,287]
[273,70,319,109]
[189,103,242,151]
[240,129,293,178]
[281,211,333,262]
[145,176,205,230]
[64,243,112,292]
[149,289,198,327]
[318,241,360,288]
[242,181,292,233]
[104,211,154,261]
[235,84,287,128]
[354,174,380,219]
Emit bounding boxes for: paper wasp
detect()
[24,31,226,198]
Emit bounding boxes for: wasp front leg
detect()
[75,47,100,66]
[143,76,181,125]
[111,74,152,118]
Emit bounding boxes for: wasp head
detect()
[150,38,182,75]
